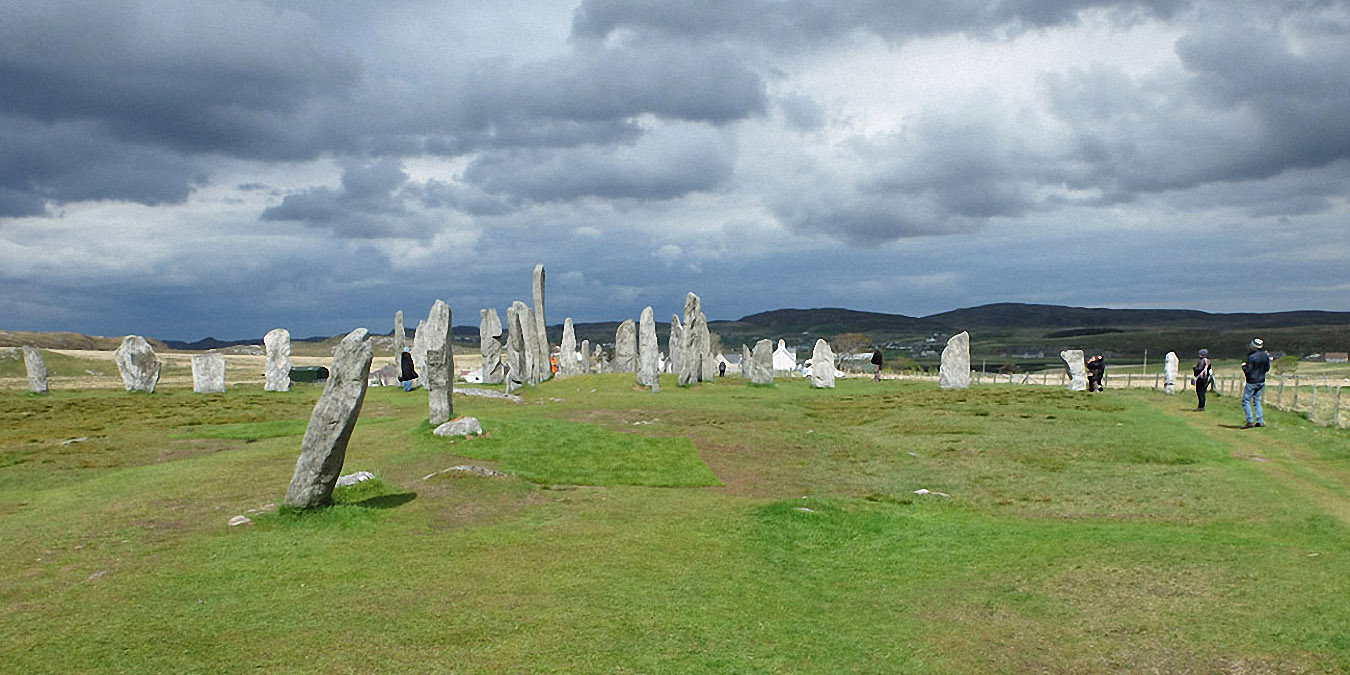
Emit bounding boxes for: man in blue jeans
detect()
[1241,338,1270,428]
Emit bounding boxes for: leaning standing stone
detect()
[284,328,373,509]
[22,346,48,394]
[810,339,836,388]
[751,339,774,385]
[192,354,227,394]
[939,332,972,389]
[637,307,659,388]
[1164,351,1179,395]
[114,335,161,393]
[264,328,292,392]
[423,300,454,426]
[614,319,638,373]
[1061,349,1087,391]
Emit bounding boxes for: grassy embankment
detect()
[2,373,1350,673]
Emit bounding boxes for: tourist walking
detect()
[1241,338,1270,428]
[871,349,883,382]
[1192,348,1212,411]
[398,347,418,392]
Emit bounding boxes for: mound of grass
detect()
[417,417,720,488]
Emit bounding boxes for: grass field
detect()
[3,372,1350,673]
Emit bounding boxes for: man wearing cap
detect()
[1240,338,1270,428]
[1192,348,1213,411]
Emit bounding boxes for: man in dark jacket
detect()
[1240,338,1270,428]
[1085,354,1105,392]
[398,347,419,392]
[871,349,883,382]
[1192,348,1212,411]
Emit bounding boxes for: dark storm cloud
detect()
[462,125,736,202]
[570,0,1187,47]
[261,158,435,238]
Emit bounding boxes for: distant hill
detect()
[0,330,169,351]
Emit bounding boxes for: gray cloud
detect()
[261,158,435,238]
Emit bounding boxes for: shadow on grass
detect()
[348,491,417,509]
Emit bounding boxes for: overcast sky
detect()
[2,0,1348,340]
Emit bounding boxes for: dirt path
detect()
[1148,395,1350,528]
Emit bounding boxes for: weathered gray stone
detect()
[336,471,375,487]
[532,264,550,382]
[479,308,505,384]
[558,318,579,377]
[740,344,751,379]
[637,307,660,388]
[284,328,373,509]
[1061,349,1087,391]
[580,339,592,374]
[433,416,483,437]
[423,300,454,426]
[409,319,429,390]
[810,339,836,388]
[191,354,227,393]
[939,331,971,390]
[750,339,774,385]
[593,343,608,374]
[505,304,524,387]
[264,328,291,392]
[1164,351,1179,395]
[679,294,704,386]
[228,515,253,527]
[614,319,638,373]
[393,310,405,356]
[456,387,523,402]
[114,335,161,393]
[668,315,684,375]
[519,302,541,385]
[22,346,48,394]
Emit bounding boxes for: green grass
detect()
[2,374,1350,672]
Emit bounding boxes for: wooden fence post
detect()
[1278,377,1284,407]
[1293,376,1300,410]
[1311,384,1319,422]
[1335,386,1343,428]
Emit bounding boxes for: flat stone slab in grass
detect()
[336,471,375,487]
[433,417,483,437]
[423,465,507,480]
[456,388,522,402]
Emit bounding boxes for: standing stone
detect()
[1164,351,1179,395]
[264,328,292,392]
[532,264,550,383]
[114,335,161,393]
[637,307,660,388]
[284,328,373,509]
[679,293,706,386]
[558,318,579,377]
[614,319,638,373]
[411,319,429,390]
[519,303,541,385]
[593,343,608,373]
[939,331,972,390]
[810,339,836,388]
[479,308,505,384]
[423,300,454,426]
[22,346,48,394]
[740,344,751,379]
[668,315,684,375]
[505,303,527,389]
[1061,349,1087,391]
[191,354,227,394]
[750,339,774,385]
[393,310,406,357]
[580,339,592,374]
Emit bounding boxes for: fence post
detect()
[1278,376,1284,407]
[1293,376,1300,411]
[1335,386,1343,428]
[1311,384,1319,423]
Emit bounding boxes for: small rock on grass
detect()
[336,471,375,487]
[433,417,483,437]
[228,515,254,527]
[422,465,507,480]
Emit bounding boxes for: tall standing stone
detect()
[679,293,705,386]
[810,339,836,388]
[393,310,405,357]
[558,318,579,377]
[1164,351,1179,395]
[505,303,526,389]
[114,335,161,393]
[614,319,638,373]
[284,328,373,509]
[740,344,751,379]
[532,264,550,382]
[423,300,454,426]
[192,354,227,393]
[479,308,505,384]
[668,315,684,375]
[750,339,774,385]
[1061,349,1087,391]
[637,307,659,388]
[22,346,48,394]
[939,331,972,390]
[580,339,592,374]
[593,343,608,374]
[264,328,292,392]
[519,303,541,385]
[412,319,429,389]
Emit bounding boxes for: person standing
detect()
[1085,354,1105,392]
[1240,338,1270,428]
[1192,348,1213,411]
[871,349,884,382]
[398,346,419,393]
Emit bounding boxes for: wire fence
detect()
[965,370,1347,429]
